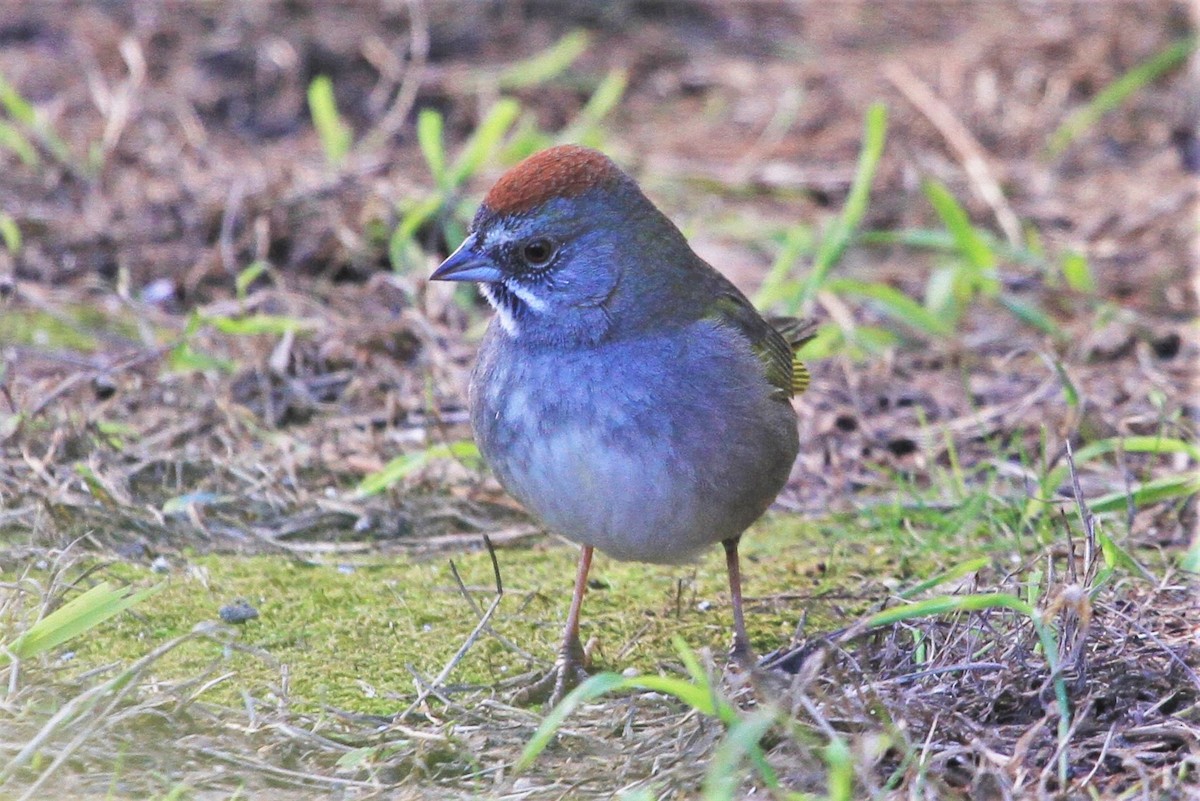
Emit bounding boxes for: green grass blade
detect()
[922,265,958,321]
[0,71,37,125]
[1049,359,1079,408]
[357,440,480,496]
[449,98,521,187]
[560,67,628,145]
[922,178,995,274]
[1074,435,1200,464]
[515,671,627,771]
[790,102,887,313]
[0,212,21,253]
[1027,436,1200,520]
[670,635,709,686]
[234,260,269,301]
[998,295,1065,340]
[861,590,1069,764]
[1182,533,1200,573]
[1046,37,1196,157]
[417,108,447,187]
[859,227,958,251]
[666,636,727,719]
[863,592,1034,629]
[1087,473,1200,514]
[5,582,162,661]
[0,121,38,166]
[753,224,812,308]
[702,708,778,801]
[622,674,717,715]
[862,226,1054,273]
[307,75,352,167]
[1096,531,1156,583]
[578,67,627,126]
[825,737,855,801]
[205,313,318,336]
[389,193,446,271]
[499,30,590,89]
[1060,250,1094,293]
[162,492,233,516]
[74,463,117,506]
[617,791,655,801]
[0,74,73,169]
[826,277,953,336]
[897,556,990,600]
[166,341,235,374]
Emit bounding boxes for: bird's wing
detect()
[708,291,813,400]
[767,316,818,396]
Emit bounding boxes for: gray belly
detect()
[502,422,735,562]
[470,322,799,564]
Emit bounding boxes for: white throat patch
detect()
[479,283,518,335]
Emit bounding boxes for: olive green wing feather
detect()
[708,289,816,400]
[767,315,818,396]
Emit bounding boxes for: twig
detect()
[733,85,803,182]
[445,541,534,661]
[363,0,429,151]
[1096,600,1200,690]
[4,627,209,797]
[401,589,502,719]
[792,691,878,792]
[187,746,378,789]
[1038,699,1095,793]
[403,662,456,709]
[398,549,506,719]
[917,714,940,778]
[218,177,246,279]
[484,533,502,594]
[884,61,1022,247]
[883,661,1007,685]
[25,344,173,418]
[1079,723,1118,789]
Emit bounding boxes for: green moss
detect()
[0,306,144,352]
[60,501,1018,716]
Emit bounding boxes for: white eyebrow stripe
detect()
[503,280,548,312]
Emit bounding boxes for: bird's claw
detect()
[728,638,756,672]
[512,637,592,708]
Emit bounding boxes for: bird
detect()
[431,144,814,704]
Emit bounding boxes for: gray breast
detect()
[470,320,798,564]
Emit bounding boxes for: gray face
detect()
[435,194,627,345]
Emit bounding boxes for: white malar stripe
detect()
[479,283,518,336]
[503,280,548,312]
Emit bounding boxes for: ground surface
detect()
[0,2,1197,799]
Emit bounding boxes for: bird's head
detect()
[431,145,693,345]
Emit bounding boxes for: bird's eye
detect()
[521,238,555,268]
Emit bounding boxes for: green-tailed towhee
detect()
[431,145,813,704]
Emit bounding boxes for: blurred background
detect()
[0,2,1196,798]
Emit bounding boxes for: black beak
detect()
[431,237,504,283]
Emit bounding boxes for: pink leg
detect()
[558,545,593,669]
[723,537,753,664]
[514,545,595,707]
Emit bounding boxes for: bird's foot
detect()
[728,638,756,672]
[512,637,594,708]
